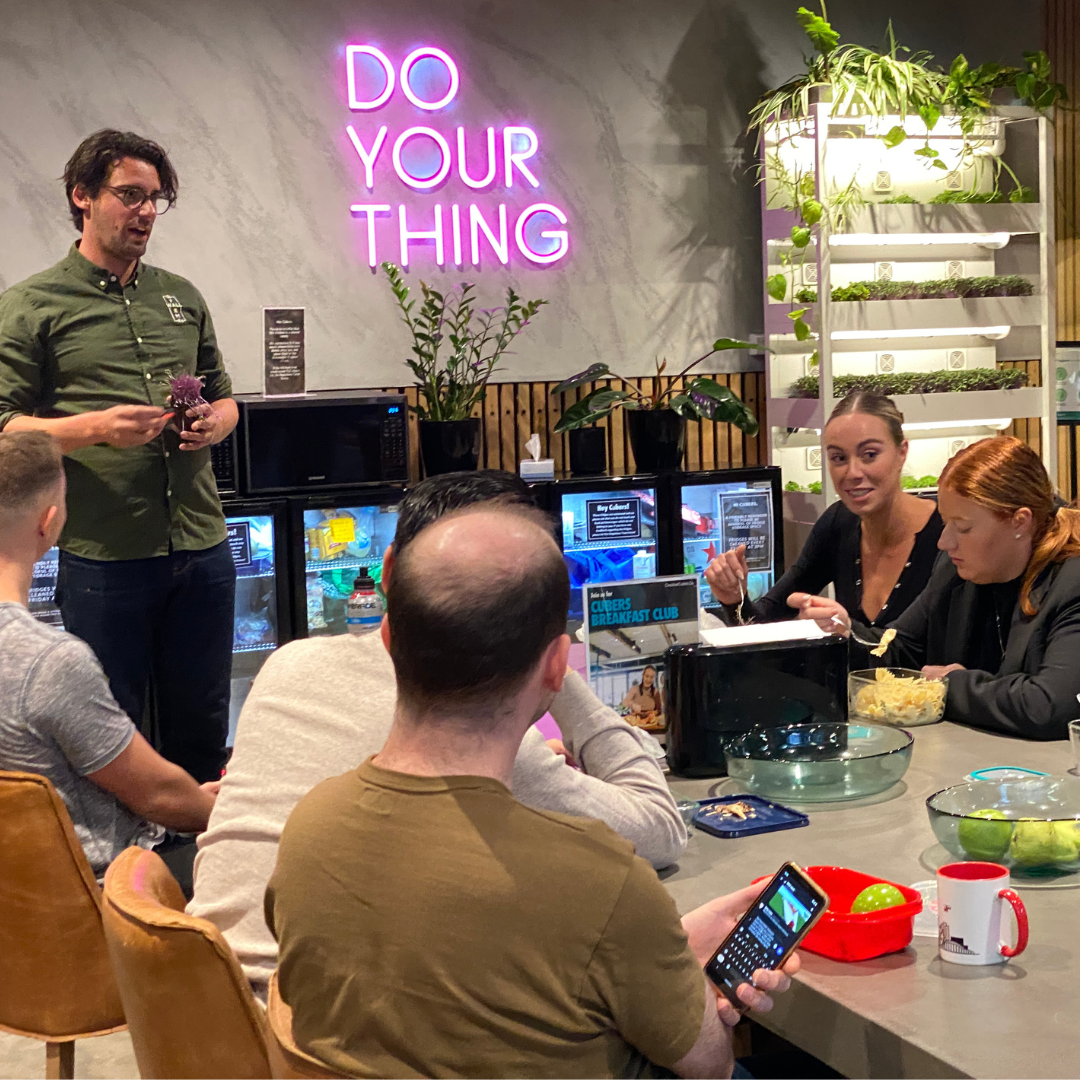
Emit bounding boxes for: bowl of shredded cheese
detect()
[848,668,946,727]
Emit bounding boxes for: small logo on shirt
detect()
[162,295,186,323]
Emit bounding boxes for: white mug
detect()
[937,862,1028,966]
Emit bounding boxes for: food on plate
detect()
[850,883,906,913]
[851,667,946,724]
[870,628,896,658]
[702,801,758,822]
[957,808,1013,860]
[1009,819,1080,867]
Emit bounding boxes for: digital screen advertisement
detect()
[583,575,699,733]
[680,481,776,610]
[560,488,657,622]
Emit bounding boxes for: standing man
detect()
[0,129,238,783]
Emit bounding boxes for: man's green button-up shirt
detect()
[0,245,233,561]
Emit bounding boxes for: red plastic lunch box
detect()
[754,865,923,962]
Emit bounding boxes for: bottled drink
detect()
[346,569,384,635]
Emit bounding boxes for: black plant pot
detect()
[568,426,607,476]
[626,409,686,471]
[418,418,481,476]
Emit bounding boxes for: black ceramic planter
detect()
[418,418,482,476]
[568,426,607,476]
[626,409,686,471]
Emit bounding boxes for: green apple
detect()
[958,808,1013,860]
[850,883,906,913]
[1009,820,1080,867]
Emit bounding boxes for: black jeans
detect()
[57,541,236,782]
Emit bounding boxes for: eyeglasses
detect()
[102,185,173,215]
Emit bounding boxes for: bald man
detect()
[266,506,796,1080]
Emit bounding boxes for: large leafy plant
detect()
[383,262,547,421]
[552,341,760,436]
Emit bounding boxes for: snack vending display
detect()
[224,503,291,744]
[300,499,401,636]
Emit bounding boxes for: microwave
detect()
[227,391,409,496]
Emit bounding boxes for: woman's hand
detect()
[705,544,750,607]
[681,883,800,1028]
[922,664,965,680]
[787,592,851,634]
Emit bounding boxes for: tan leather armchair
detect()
[266,971,350,1080]
[102,845,280,1079]
[0,770,126,1080]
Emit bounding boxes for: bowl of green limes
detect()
[927,777,1080,877]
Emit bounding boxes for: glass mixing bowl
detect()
[724,722,913,802]
[848,668,946,726]
[927,777,1080,876]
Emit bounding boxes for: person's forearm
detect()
[208,397,238,443]
[129,763,214,831]
[5,412,106,453]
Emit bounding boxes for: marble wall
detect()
[0,0,1039,390]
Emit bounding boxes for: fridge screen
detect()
[559,488,657,622]
[28,548,62,628]
[303,503,400,635]
[680,481,776,609]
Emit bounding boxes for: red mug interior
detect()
[939,861,1009,881]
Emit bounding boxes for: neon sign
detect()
[342,44,569,268]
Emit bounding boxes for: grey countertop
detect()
[663,723,1080,1079]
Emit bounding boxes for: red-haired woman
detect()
[799,436,1080,739]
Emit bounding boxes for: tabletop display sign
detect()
[226,520,253,569]
[263,307,306,397]
[719,489,773,573]
[583,575,700,733]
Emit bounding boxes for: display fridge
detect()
[28,548,62,628]
[539,475,662,626]
[221,499,293,744]
[290,487,404,637]
[663,467,785,617]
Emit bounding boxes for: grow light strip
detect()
[830,233,1012,249]
[902,419,1013,432]
[830,326,1012,341]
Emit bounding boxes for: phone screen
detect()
[704,864,827,996]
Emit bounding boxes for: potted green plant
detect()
[382,262,547,475]
[552,340,760,471]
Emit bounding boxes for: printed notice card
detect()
[720,489,773,572]
[263,307,306,396]
[583,575,699,732]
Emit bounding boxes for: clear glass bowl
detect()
[848,668,946,726]
[724,722,913,802]
[927,778,1080,877]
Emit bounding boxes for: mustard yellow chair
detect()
[102,845,280,1078]
[0,770,126,1079]
[267,970,350,1080]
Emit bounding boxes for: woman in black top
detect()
[707,392,942,628]
[799,436,1080,740]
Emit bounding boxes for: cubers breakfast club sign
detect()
[342,45,569,268]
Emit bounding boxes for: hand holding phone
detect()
[703,863,828,1014]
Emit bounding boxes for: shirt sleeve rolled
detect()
[0,291,45,429]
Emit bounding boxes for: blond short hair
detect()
[0,431,64,514]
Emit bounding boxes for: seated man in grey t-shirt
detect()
[0,431,217,879]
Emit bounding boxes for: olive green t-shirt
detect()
[266,758,706,1079]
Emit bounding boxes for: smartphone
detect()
[704,862,829,1011]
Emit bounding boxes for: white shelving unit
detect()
[761,105,1055,559]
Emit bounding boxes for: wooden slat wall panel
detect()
[372,374,767,480]
[1047,0,1079,340]
[998,359,1042,454]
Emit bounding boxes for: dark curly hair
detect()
[63,129,178,231]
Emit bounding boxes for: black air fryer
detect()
[664,638,848,777]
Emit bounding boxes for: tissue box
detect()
[520,458,555,479]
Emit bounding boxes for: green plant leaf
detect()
[799,173,817,198]
[881,125,907,149]
[585,389,633,413]
[787,308,813,342]
[687,377,737,403]
[808,350,820,368]
[931,159,948,170]
[919,103,941,131]
[667,394,698,419]
[914,145,939,158]
[553,389,615,433]
[796,6,839,53]
[551,363,611,394]
[791,225,812,248]
[710,337,760,352]
[801,199,823,226]
[766,273,788,301]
